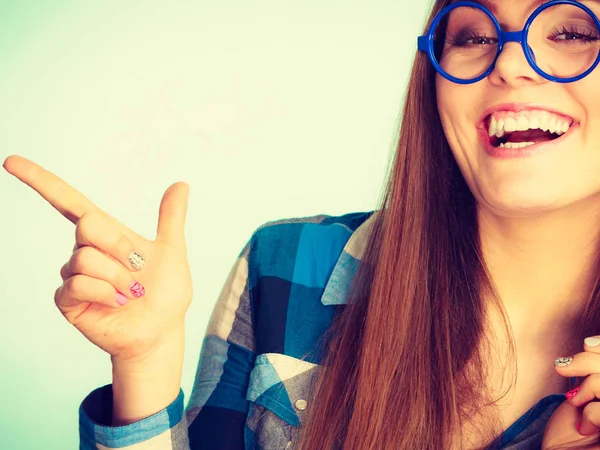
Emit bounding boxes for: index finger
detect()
[3,155,102,224]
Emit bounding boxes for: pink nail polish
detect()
[577,422,581,433]
[130,281,145,298]
[116,292,128,305]
[566,386,580,400]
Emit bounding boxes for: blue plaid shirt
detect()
[79,210,566,449]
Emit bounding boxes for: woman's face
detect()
[436,0,600,217]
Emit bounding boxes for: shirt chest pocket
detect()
[244,353,320,450]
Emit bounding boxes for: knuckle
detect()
[59,263,69,281]
[65,274,86,295]
[584,403,600,424]
[77,211,92,231]
[54,285,63,306]
[120,272,135,293]
[70,246,95,273]
[76,212,101,242]
[590,373,600,384]
[115,232,132,253]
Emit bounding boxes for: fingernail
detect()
[116,292,129,305]
[128,251,145,270]
[566,386,580,400]
[555,357,574,367]
[585,337,600,347]
[130,280,145,298]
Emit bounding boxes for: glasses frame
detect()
[417,0,600,84]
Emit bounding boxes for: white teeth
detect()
[557,120,569,135]
[504,117,517,133]
[516,116,529,131]
[555,121,563,135]
[499,142,536,149]
[488,110,572,140]
[540,111,551,132]
[489,116,498,137]
[529,114,539,130]
[548,117,557,134]
[496,118,505,137]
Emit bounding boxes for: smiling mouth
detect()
[488,128,562,148]
[484,110,575,149]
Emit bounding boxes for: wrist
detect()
[111,327,185,368]
[111,328,185,426]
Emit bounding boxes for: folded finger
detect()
[580,402,600,436]
[67,246,145,301]
[55,275,125,313]
[567,374,600,408]
[76,212,147,272]
[60,261,71,281]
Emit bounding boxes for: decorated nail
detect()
[555,357,574,367]
[566,386,580,400]
[130,281,145,298]
[128,251,145,270]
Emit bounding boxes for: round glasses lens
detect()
[528,3,600,79]
[435,6,498,80]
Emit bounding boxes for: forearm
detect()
[111,328,185,426]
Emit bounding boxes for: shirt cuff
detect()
[79,383,184,448]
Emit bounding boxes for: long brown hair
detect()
[297,1,600,448]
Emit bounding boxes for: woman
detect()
[4,0,600,448]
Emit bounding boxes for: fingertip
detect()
[578,422,600,437]
[3,155,15,172]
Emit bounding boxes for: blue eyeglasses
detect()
[417,0,600,84]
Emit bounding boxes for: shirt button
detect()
[295,399,308,411]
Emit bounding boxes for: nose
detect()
[487,41,547,88]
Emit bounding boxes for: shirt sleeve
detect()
[79,235,257,449]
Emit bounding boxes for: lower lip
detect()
[480,124,578,159]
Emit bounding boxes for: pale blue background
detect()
[0,1,432,448]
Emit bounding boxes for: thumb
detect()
[156,182,189,248]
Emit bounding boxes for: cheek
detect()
[567,73,600,148]
[435,75,480,136]
[435,75,479,157]
[435,75,453,123]
[435,77,458,145]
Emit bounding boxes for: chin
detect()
[477,187,568,217]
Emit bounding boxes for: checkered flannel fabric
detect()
[78,210,566,449]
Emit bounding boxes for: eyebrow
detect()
[453,0,598,14]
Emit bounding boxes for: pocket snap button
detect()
[295,399,307,411]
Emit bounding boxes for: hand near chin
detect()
[542,338,600,450]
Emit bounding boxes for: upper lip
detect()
[478,103,578,129]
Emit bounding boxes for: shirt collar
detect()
[320,211,379,306]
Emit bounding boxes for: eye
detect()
[548,26,600,43]
[448,31,498,47]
